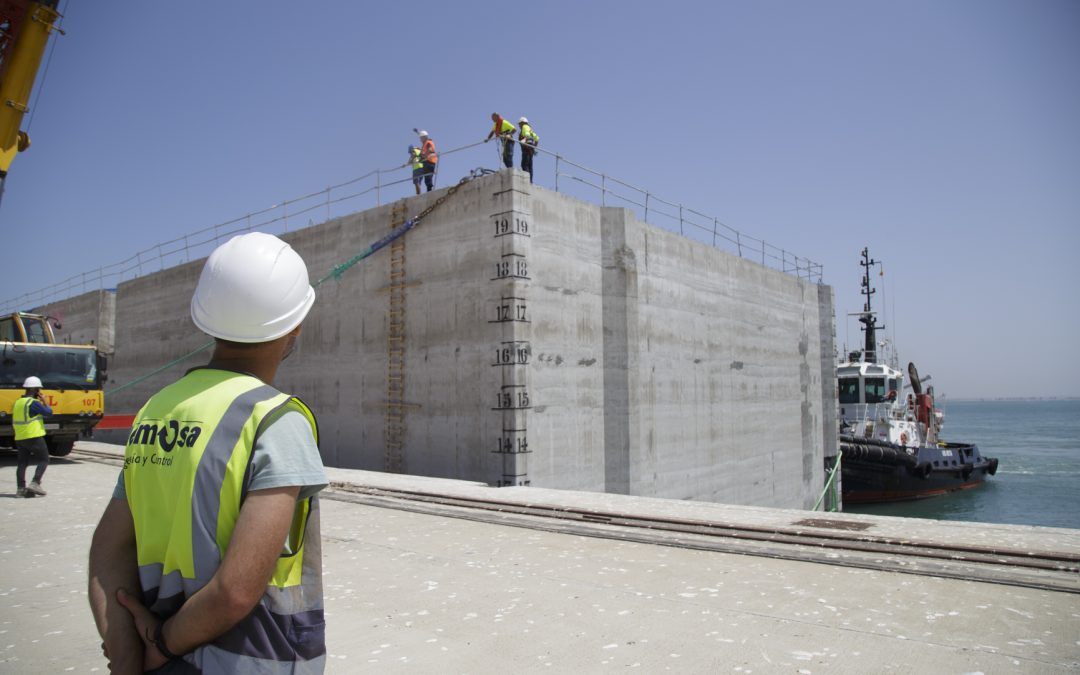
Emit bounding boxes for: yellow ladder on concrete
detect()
[385,202,408,473]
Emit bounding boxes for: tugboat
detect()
[837,249,998,503]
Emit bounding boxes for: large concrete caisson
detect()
[53,170,836,509]
[34,289,116,353]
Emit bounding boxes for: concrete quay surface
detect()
[0,442,1077,674]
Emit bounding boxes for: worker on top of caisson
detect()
[406,144,424,194]
[417,129,438,192]
[89,232,329,674]
[517,116,539,183]
[484,112,517,169]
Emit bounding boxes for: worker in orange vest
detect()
[484,112,516,169]
[416,129,438,192]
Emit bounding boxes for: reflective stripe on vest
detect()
[124,369,324,668]
[13,396,46,441]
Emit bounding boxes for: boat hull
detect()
[840,438,998,504]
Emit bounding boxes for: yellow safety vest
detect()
[519,123,538,146]
[410,148,423,169]
[495,118,515,136]
[12,395,46,441]
[124,368,324,671]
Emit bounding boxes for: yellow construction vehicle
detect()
[0,0,63,194]
[0,312,104,456]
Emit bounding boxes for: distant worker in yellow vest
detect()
[417,129,438,192]
[405,144,424,195]
[518,117,539,184]
[484,112,517,168]
[12,375,51,498]
[89,232,328,673]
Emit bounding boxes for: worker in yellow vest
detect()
[484,112,517,168]
[518,117,539,183]
[12,375,51,497]
[406,144,424,194]
[89,232,327,673]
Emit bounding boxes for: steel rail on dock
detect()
[326,483,1080,595]
[71,447,1079,594]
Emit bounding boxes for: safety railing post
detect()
[3,139,828,312]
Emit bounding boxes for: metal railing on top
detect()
[1,137,822,313]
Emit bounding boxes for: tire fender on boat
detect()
[988,457,999,476]
[911,462,932,479]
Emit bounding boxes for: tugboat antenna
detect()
[858,247,884,362]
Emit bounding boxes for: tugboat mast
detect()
[858,247,884,363]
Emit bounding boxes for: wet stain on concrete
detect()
[730,361,744,370]
[579,358,597,366]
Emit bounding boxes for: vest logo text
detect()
[127,420,203,452]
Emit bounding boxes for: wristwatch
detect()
[153,621,181,660]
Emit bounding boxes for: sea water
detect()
[842,399,1080,530]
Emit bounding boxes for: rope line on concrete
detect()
[106,174,477,397]
[3,136,823,313]
[812,449,843,512]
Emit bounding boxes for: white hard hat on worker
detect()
[190,232,316,343]
[23,376,43,389]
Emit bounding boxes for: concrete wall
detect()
[87,169,837,508]
[591,206,836,509]
[34,289,116,353]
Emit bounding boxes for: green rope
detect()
[107,340,215,395]
[106,175,475,398]
[812,449,843,512]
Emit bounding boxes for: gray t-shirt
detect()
[113,410,328,500]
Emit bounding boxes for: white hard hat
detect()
[417,129,429,138]
[191,232,316,343]
[23,376,43,389]
[518,116,528,124]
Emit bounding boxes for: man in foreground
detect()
[89,231,328,673]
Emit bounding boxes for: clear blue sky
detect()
[2,1,1077,398]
